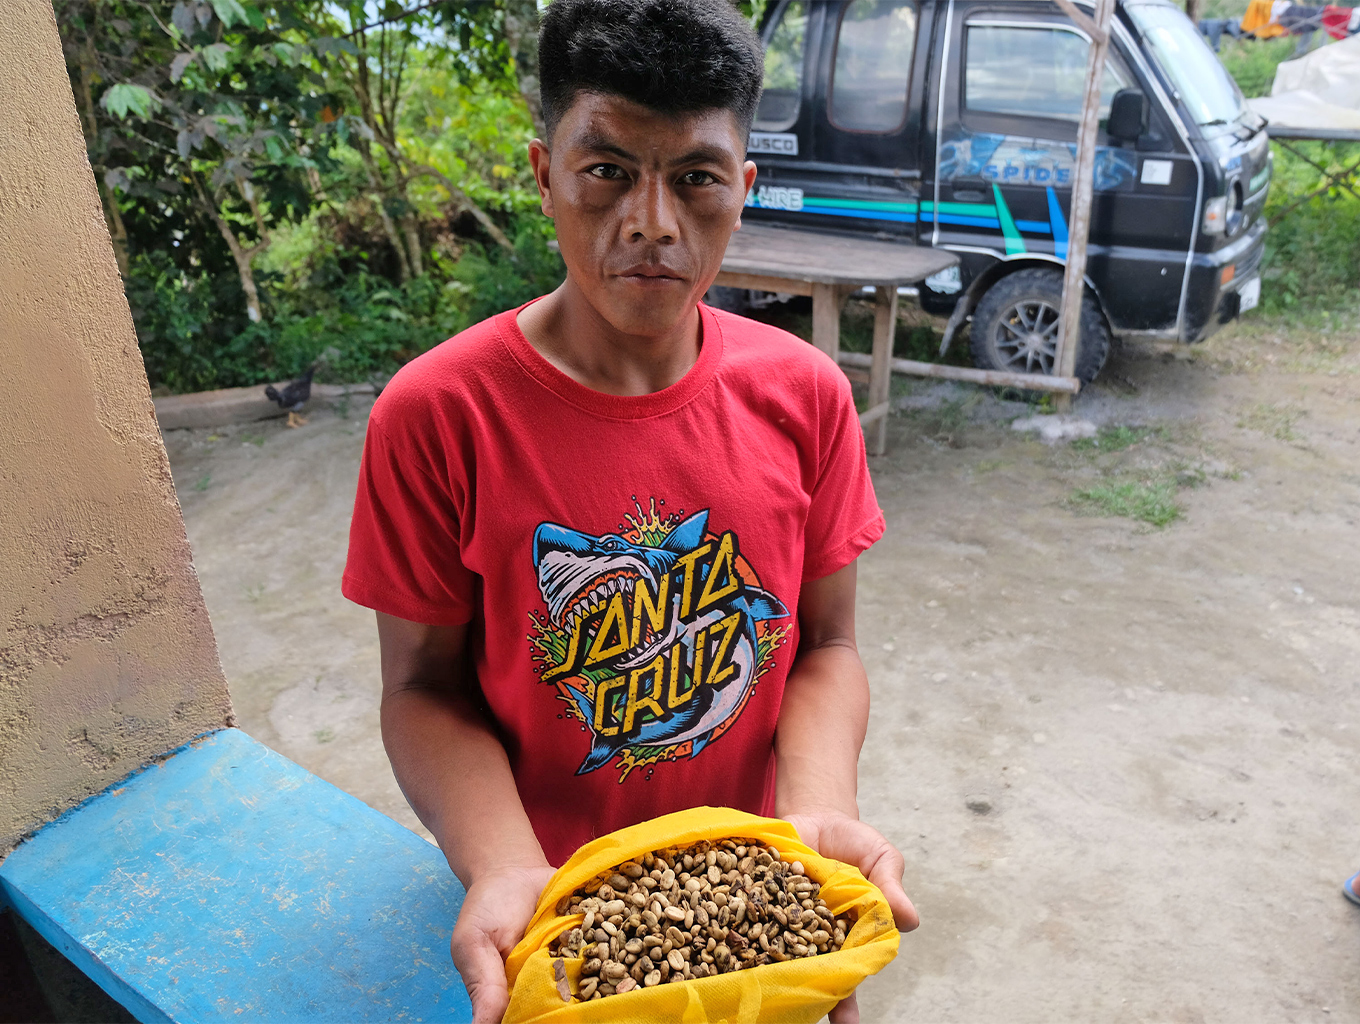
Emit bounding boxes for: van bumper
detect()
[1181,219,1268,343]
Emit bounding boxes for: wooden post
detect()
[866,285,898,456]
[811,282,842,362]
[1052,0,1117,412]
[839,351,1081,394]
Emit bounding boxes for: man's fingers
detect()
[828,992,861,1024]
[860,842,919,932]
[874,870,919,932]
[451,928,510,1024]
[821,818,918,933]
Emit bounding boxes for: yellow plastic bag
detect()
[504,807,900,1024]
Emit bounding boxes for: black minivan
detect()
[741,0,1270,382]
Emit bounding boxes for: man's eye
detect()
[588,164,626,180]
[680,170,717,186]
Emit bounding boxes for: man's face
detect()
[530,92,757,339]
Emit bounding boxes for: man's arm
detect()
[376,612,555,1024]
[775,561,918,1024]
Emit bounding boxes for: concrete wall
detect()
[0,0,234,855]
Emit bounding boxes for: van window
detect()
[754,1,808,131]
[830,0,918,133]
[965,25,1133,123]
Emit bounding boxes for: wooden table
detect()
[716,223,959,455]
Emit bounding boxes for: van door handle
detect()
[951,176,990,202]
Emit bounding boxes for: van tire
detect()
[968,269,1109,384]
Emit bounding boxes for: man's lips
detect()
[616,264,686,285]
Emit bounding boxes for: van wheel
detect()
[969,269,1109,384]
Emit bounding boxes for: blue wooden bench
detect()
[0,728,472,1023]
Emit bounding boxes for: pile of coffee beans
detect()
[548,837,852,1002]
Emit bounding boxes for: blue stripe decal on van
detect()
[804,205,918,223]
[1047,187,1069,260]
[798,194,1051,237]
[932,214,1002,229]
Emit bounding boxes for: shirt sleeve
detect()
[800,359,886,582]
[341,409,476,626]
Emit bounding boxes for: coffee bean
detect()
[549,837,851,1003]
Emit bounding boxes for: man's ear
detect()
[528,138,554,218]
[734,160,758,232]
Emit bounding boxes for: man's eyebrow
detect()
[576,131,636,162]
[671,145,733,167]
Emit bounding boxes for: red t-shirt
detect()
[342,301,884,865]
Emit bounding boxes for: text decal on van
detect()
[748,132,799,156]
[745,185,805,212]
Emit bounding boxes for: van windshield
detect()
[1127,2,1248,132]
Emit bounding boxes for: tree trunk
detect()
[214,220,265,323]
[74,43,130,277]
[1184,0,1202,27]
[503,0,547,140]
[358,146,412,282]
[194,180,265,323]
[401,214,424,278]
[409,165,516,253]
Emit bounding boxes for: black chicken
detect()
[264,367,315,428]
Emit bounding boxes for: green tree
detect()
[299,1,520,283]
[58,0,335,323]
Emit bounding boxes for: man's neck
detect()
[516,280,701,397]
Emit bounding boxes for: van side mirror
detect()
[1107,88,1148,142]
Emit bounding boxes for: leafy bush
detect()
[1214,38,1360,313]
[447,226,566,328]
[130,219,565,392]
[1260,163,1360,312]
[125,251,255,393]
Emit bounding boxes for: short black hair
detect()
[538,0,764,142]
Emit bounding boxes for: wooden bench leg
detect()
[811,282,841,363]
[867,285,898,456]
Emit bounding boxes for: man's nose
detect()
[622,173,678,243]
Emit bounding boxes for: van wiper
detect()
[1201,118,1229,127]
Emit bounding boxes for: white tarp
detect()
[1248,35,1360,132]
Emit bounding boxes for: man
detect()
[342,2,917,1020]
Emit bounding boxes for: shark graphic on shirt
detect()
[528,505,790,779]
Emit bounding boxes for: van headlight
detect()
[1202,196,1227,236]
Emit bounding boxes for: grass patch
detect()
[1217,36,1296,99]
[1070,425,1154,453]
[1238,403,1305,441]
[1062,420,1217,528]
[1070,475,1183,528]
[192,473,211,492]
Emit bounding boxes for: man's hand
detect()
[450,862,558,1024]
[783,810,918,1024]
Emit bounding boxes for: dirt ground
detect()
[164,315,1360,1023]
